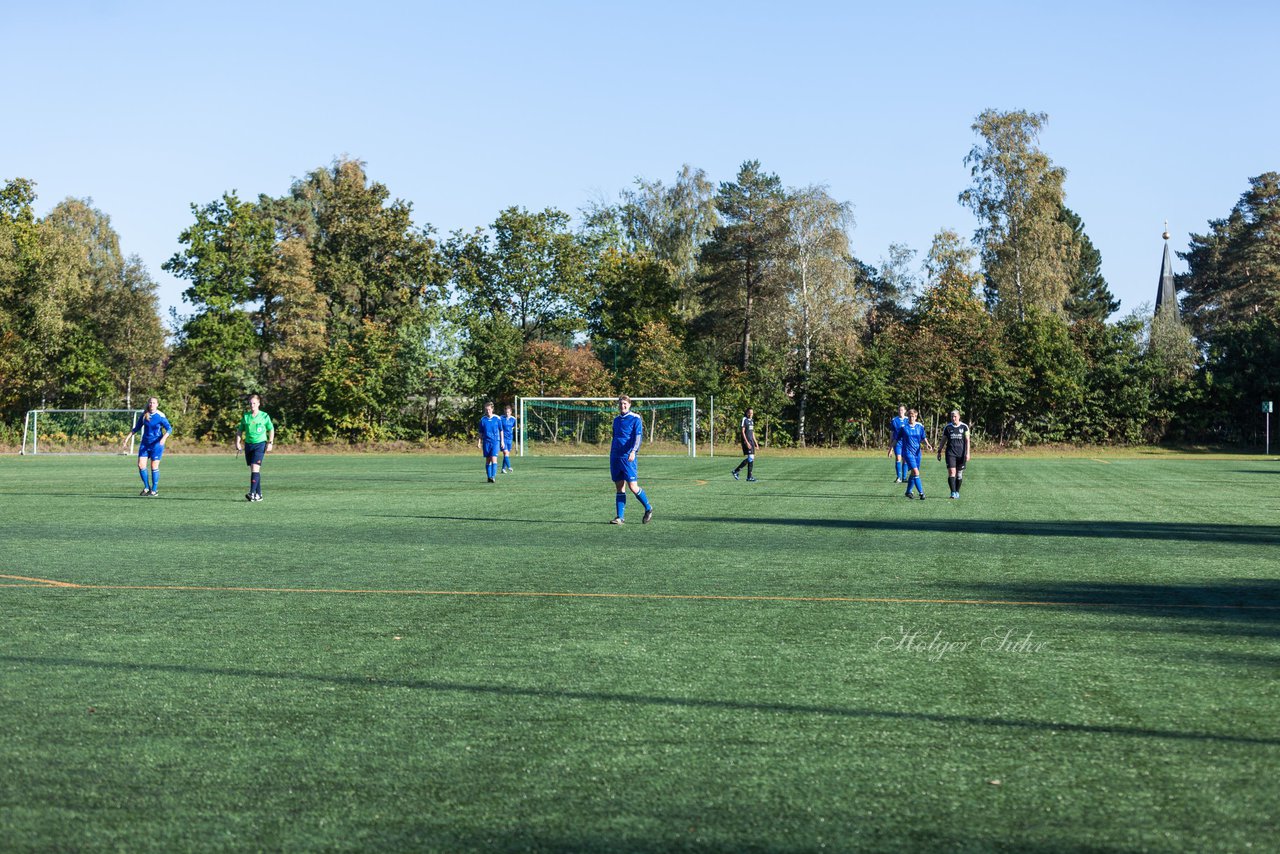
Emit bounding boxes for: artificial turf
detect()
[1,452,1277,852]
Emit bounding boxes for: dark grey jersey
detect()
[942,421,969,456]
[741,416,756,445]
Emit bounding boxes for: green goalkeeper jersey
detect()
[238,411,274,444]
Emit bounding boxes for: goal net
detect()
[21,409,143,455]
[518,397,697,456]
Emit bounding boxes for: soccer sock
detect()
[616,492,626,519]
[140,469,150,489]
[251,471,261,495]
[151,470,159,492]
[956,471,963,493]
[747,460,754,478]
[948,475,956,493]
[912,475,923,496]
[636,490,652,511]
[733,460,743,473]
[487,462,495,479]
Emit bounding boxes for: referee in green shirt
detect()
[234,393,275,502]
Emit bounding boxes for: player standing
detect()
[234,393,274,502]
[937,409,971,499]
[888,405,908,483]
[477,401,504,483]
[731,407,759,482]
[899,408,933,500]
[500,404,517,473]
[120,396,171,496]
[610,395,653,525]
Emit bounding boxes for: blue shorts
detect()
[611,455,638,483]
[481,442,501,458]
[893,441,904,456]
[903,451,921,471]
[244,442,267,466]
[138,442,164,461]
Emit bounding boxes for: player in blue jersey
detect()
[888,405,908,483]
[499,404,517,473]
[120,396,172,496]
[477,401,505,483]
[610,395,653,524]
[898,408,933,500]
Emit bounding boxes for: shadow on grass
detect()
[365,514,606,526]
[3,654,1277,748]
[948,579,1280,645]
[684,516,1280,545]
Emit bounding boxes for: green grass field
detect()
[1,451,1277,852]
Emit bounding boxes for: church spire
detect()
[1155,221,1179,319]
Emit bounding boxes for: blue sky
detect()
[6,1,1276,320]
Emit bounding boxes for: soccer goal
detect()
[21,409,143,455]
[518,397,697,457]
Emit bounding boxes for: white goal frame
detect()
[21,409,143,455]
[517,397,697,457]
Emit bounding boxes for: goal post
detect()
[21,409,143,455]
[518,397,697,457]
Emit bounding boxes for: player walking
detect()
[888,405,908,483]
[478,401,504,483]
[500,404,517,473]
[120,396,171,496]
[234,394,274,502]
[937,409,971,499]
[731,407,759,482]
[898,408,933,500]
[610,395,653,525]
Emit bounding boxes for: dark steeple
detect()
[1155,222,1179,319]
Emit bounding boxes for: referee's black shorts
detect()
[945,451,966,470]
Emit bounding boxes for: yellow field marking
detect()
[2,575,1276,611]
[1091,459,1111,464]
[695,479,708,485]
[0,574,81,588]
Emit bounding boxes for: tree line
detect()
[2,110,1276,447]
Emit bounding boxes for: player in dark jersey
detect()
[731,407,759,482]
[937,409,971,499]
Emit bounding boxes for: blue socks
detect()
[911,475,923,496]
[486,462,496,479]
[636,490,652,512]
[616,492,626,519]
[150,470,159,492]
[250,471,261,495]
[139,469,150,489]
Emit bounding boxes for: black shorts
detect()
[945,451,966,471]
[741,442,757,456]
[244,442,267,466]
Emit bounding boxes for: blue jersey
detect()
[899,422,927,457]
[132,411,172,445]
[500,415,516,447]
[479,414,505,450]
[891,415,908,447]
[611,411,643,458]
